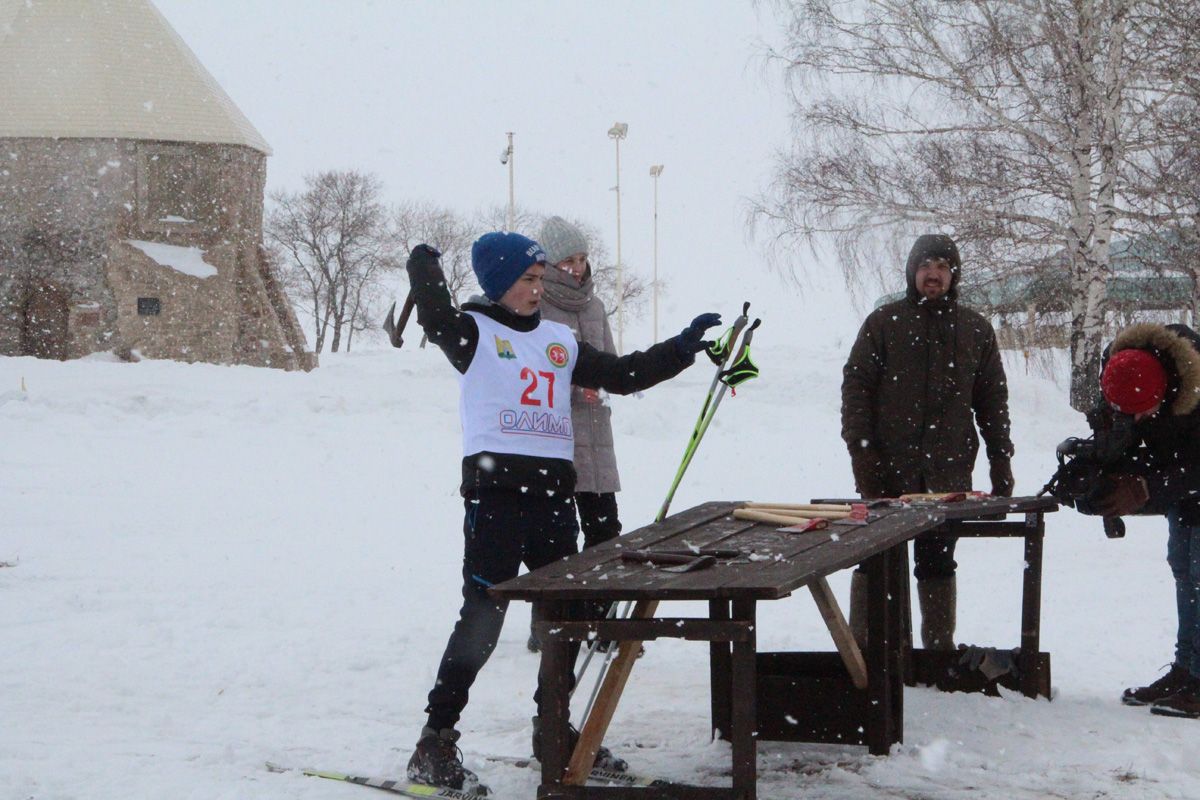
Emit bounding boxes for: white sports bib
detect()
[460,311,578,461]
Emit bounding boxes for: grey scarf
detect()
[541,264,594,313]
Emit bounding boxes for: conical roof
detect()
[0,0,270,154]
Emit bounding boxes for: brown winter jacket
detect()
[1104,323,1200,525]
[540,264,621,494]
[841,237,1014,497]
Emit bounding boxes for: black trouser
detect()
[576,491,622,549]
[528,492,622,639]
[854,476,958,581]
[911,531,958,581]
[425,489,585,731]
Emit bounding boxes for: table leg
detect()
[896,543,913,683]
[1019,512,1045,698]
[709,599,732,740]
[889,548,905,740]
[730,599,757,800]
[537,600,572,793]
[864,547,896,755]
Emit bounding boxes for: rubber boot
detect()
[848,571,869,651]
[917,576,956,650]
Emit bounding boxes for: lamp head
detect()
[649,164,664,177]
[608,122,629,139]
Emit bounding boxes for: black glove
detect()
[674,313,722,359]
[989,457,1015,497]
[850,448,886,499]
[407,243,442,268]
[1096,474,1149,517]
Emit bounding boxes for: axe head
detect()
[383,301,404,348]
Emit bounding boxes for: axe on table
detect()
[383,293,416,348]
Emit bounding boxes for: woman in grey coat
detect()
[528,216,623,651]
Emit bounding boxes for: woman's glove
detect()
[674,312,722,359]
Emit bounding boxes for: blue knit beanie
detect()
[471,232,547,301]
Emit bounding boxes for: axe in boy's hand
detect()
[383,293,415,348]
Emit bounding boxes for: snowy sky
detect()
[152,0,863,348]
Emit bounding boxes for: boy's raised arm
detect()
[406,244,478,374]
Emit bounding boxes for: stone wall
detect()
[0,137,314,369]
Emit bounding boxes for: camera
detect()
[1040,409,1141,538]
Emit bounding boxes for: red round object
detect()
[1101,349,1168,414]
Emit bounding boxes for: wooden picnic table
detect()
[490,495,1056,800]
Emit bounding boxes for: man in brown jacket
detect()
[841,233,1014,650]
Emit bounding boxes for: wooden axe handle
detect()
[396,291,416,334]
[386,293,416,349]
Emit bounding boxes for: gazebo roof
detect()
[0,0,270,154]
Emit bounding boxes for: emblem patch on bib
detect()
[546,342,569,368]
[495,335,516,360]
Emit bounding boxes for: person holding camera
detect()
[841,233,1014,651]
[1097,323,1200,719]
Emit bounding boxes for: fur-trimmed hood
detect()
[1108,323,1200,416]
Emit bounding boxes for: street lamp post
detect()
[649,164,663,342]
[500,132,515,230]
[608,122,628,353]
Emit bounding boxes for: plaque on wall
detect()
[137,297,161,316]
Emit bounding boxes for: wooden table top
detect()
[490,496,1057,603]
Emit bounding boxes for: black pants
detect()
[575,491,622,549]
[425,489,585,731]
[854,476,958,582]
[528,492,622,640]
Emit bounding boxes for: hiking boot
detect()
[1150,677,1200,719]
[1121,663,1192,706]
[531,716,628,773]
[406,726,489,795]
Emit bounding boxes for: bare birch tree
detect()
[1122,94,1200,322]
[754,0,1200,409]
[266,170,397,354]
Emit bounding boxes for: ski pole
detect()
[655,303,752,522]
[657,314,761,522]
[577,311,762,722]
[571,304,751,699]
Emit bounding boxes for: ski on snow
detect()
[267,756,687,797]
[483,754,685,789]
[265,761,489,800]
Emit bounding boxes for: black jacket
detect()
[1103,323,1200,524]
[841,236,1013,495]
[406,245,694,496]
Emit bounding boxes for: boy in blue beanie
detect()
[404,232,720,793]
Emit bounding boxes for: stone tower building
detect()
[0,0,315,370]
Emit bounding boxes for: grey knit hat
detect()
[539,216,589,267]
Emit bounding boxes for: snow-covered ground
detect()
[2,334,1196,800]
